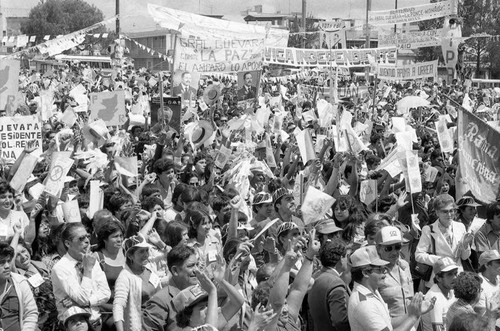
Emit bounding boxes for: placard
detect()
[0,59,20,112]
[0,115,42,160]
[377,60,438,81]
[89,91,126,126]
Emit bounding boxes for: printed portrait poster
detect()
[149,96,181,132]
[171,70,200,108]
[236,70,261,101]
[0,59,20,113]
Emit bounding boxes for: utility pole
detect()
[302,0,306,48]
[116,0,120,35]
[394,0,398,33]
[365,0,371,83]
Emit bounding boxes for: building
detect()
[0,7,30,54]
[125,29,176,71]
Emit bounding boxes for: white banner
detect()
[148,4,289,47]
[0,115,42,160]
[369,0,457,26]
[377,60,438,81]
[175,37,264,73]
[264,46,397,67]
[379,29,443,49]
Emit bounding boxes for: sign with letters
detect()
[377,60,438,81]
[369,0,457,26]
[89,91,126,126]
[458,108,500,203]
[0,115,42,160]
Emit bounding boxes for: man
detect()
[475,202,500,255]
[51,222,111,329]
[142,244,199,331]
[421,257,458,331]
[172,71,197,101]
[273,187,305,230]
[475,250,500,319]
[309,240,350,331]
[237,72,257,101]
[348,245,435,331]
[375,226,414,327]
[316,218,343,246]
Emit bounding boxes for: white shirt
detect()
[0,210,29,241]
[51,253,111,322]
[421,284,455,331]
[348,282,393,331]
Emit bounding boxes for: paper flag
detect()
[114,156,138,177]
[295,129,316,164]
[301,186,336,225]
[62,199,81,223]
[10,154,38,192]
[360,179,378,205]
[87,180,104,219]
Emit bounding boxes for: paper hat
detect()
[316,219,343,235]
[123,235,151,256]
[375,226,408,245]
[61,306,91,326]
[433,257,459,274]
[252,192,273,205]
[350,246,389,268]
[173,285,208,312]
[479,250,500,267]
[188,120,214,149]
[203,84,221,105]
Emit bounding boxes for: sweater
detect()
[10,273,39,331]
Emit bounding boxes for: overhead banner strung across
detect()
[378,29,443,49]
[369,0,457,26]
[148,4,288,47]
[264,46,397,67]
[175,37,264,73]
[457,108,500,203]
[377,60,438,81]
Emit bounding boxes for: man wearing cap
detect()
[316,218,343,246]
[475,250,500,319]
[309,240,350,331]
[456,196,482,231]
[375,226,415,327]
[421,257,458,331]
[348,246,435,331]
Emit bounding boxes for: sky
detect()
[3,0,430,32]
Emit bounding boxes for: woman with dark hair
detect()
[30,211,52,262]
[332,195,360,229]
[164,221,189,247]
[185,202,222,272]
[11,235,58,331]
[94,219,126,330]
[446,271,483,328]
[0,242,38,330]
[41,222,67,271]
[113,235,161,331]
[0,180,34,243]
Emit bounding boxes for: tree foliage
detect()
[287,15,319,49]
[21,0,105,37]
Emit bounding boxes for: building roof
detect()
[244,13,291,21]
[126,29,178,38]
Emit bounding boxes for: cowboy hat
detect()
[203,84,221,105]
[186,120,214,148]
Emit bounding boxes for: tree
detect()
[21,0,104,37]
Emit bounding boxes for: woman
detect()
[41,223,67,271]
[61,306,96,331]
[0,181,33,243]
[185,202,222,273]
[113,234,161,331]
[332,195,360,229]
[415,194,473,288]
[164,221,189,247]
[0,242,38,331]
[11,238,59,331]
[94,220,126,331]
[30,212,52,262]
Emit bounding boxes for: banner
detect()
[369,0,457,26]
[148,4,289,47]
[89,91,126,126]
[0,59,20,112]
[442,21,462,80]
[0,115,42,160]
[377,60,438,81]
[379,29,443,49]
[321,30,347,49]
[457,108,500,203]
[175,36,264,73]
[264,46,397,67]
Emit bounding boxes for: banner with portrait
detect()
[457,108,500,203]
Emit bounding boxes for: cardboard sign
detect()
[0,115,43,161]
[0,59,20,112]
[89,91,126,126]
[9,154,38,192]
[44,153,74,197]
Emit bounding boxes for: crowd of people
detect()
[0,53,500,331]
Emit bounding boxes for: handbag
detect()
[411,226,435,282]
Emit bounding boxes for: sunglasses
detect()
[76,234,90,242]
[383,244,402,252]
[370,266,388,274]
